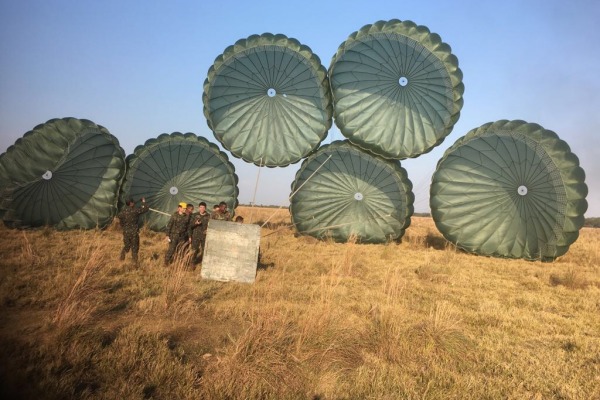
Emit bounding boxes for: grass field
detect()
[0,206,598,399]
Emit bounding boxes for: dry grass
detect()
[0,208,599,399]
[53,237,108,332]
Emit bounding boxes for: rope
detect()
[261,213,392,238]
[248,157,263,224]
[260,154,333,228]
[148,207,171,216]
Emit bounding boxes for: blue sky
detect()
[1,0,598,216]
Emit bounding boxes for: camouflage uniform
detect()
[164,212,191,264]
[188,211,211,263]
[211,210,231,221]
[117,202,149,261]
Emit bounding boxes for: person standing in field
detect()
[211,204,221,220]
[188,201,210,264]
[215,201,231,221]
[164,202,191,265]
[117,197,149,262]
[184,203,194,241]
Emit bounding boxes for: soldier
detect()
[210,204,221,220]
[217,201,232,221]
[184,203,194,240]
[164,202,191,265]
[188,202,210,264]
[117,197,149,262]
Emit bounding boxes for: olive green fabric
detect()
[329,19,464,160]
[119,132,238,231]
[290,141,413,243]
[0,117,125,229]
[203,33,333,167]
[430,120,588,261]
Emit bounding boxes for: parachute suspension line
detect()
[248,157,263,224]
[148,207,171,216]
[411,165,436,212]
[288,154,333,201]
[299,213,393,235]
[261,220,300,238]
[260,154,333,229]
[262,212,392,239]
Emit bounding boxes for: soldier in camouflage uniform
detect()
[117,197,149,262]
[184,203,194,240]
[164,202,191,265]
[211,204,220,219]
[218,201,231,221]
[188,202,211,264]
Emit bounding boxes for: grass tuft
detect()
[549,268,589,289]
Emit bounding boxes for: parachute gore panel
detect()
[430,120,588,261]
[203,33,333,167]
[120,132,239,231]
[329,19,464,159]
[290,140,413,243]
[0,118,125,229]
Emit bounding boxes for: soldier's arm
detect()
[187,218,195,238]
[166,215,174,237]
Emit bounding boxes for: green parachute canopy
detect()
[329,19,464,159]
[0,117,125,229]
[119,132,238,231]
[290,141,413,243]
[430,120,588,261]
[203,33,333,167]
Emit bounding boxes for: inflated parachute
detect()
[203,33,333,167]
[329,19,464,159]
[430,120,588,261]
[0,117,125,229]
[119,132,238,231]
[290,141,413,243]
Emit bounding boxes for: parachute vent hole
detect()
[267,88,276,97]
[399,77,408,87]
[169,187,179,195]
[42,171,53,180]
[354,192,364,201]
[518,185,528,196]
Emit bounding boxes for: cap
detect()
[178,202,186,208]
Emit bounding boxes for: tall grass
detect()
[0,209,598,399]
[52,242,107,332]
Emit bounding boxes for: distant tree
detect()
[584,217,600,228]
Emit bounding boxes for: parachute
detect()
[203,33,333,167]
[0,117,125,229]
[119,132,238,231]
[329,19,464,159]
[290,141,413,243]
[430,120,588,261]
